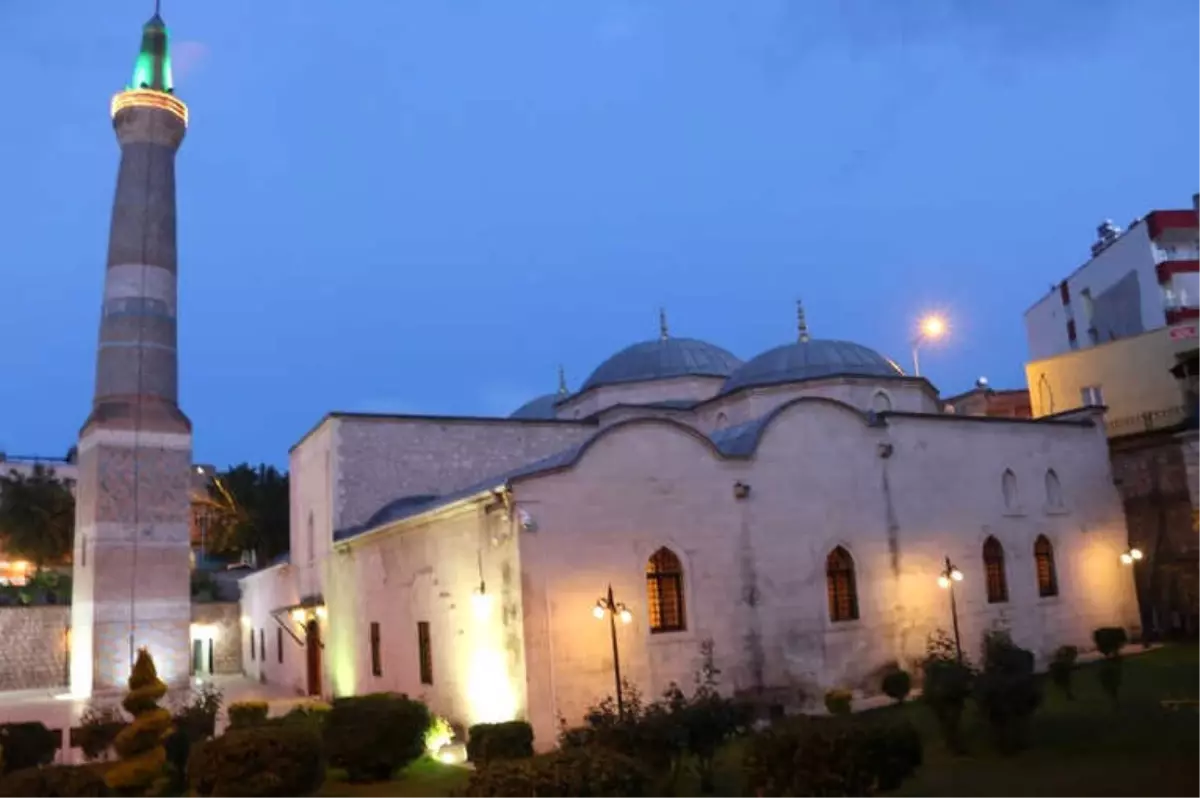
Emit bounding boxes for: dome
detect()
[509,393,562,420]
[721,339,904,394]
[582,337,743,391]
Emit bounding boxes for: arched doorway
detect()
[305,619,322,696]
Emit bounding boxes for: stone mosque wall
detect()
[0,606,71,692]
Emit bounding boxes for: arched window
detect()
[1044,469,1063,509]
[826,546,859,622]
[1001,469,1018,510]
[646,548,686,633]
[1034,535,1058,597]
[983,536,1008,603]
[872,391,892,413]
[1037,373,1054,415]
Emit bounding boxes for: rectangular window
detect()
[259,630,265,664]
[417,621,433,685]
[1080,385,1104,407]
[207,640,214,674]
[250,629,256,661]
[370,622,383,677]
[277,627,284,663]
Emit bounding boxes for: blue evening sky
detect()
[1,1,1196,468]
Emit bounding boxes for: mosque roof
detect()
[509,393,563,420]
[721,339,904,395]
[582,337,743,391]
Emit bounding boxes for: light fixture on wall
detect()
[1119,548,1143,566]
[472,551,494,620]
[290,608,307,623]
[733,481,751,500]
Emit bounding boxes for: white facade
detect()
[240,346,1139,750]
[1025,205,1199,362]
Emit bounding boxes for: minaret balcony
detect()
[111,89,188,127]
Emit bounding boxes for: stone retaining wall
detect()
[0,605,70,691]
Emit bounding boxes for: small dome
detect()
[582,338,743,391]
[510,393,562,420]
[722,339,903,394]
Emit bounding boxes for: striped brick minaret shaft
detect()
[71,9,195,694]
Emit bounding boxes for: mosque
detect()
[239,305,1139,747]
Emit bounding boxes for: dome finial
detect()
[797,299,810,343]
[659,307,669,341]
[557,364,568,395]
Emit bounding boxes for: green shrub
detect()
[1093,627,1128,658]
[466,721,534,764]
[280,703,331,734]
[744,716,923,796]
[227,701,270,729]
[187,725,324,797]
[824,689,853,715]
[0,764,110,797]
[974,631,1041,754]
[324,693,430,782]
[0,723,60,775]
[921,631,973,754]
[1049,645,1078,699]
[461,746,652,797]
[163,683,224,795]
[75,706,126,763]
[882,669,912,703]
[106,648,172,795]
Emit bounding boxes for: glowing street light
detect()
[1119,548,1143,566]
[593,584,633,718]
[911,314,948,377]
[937,556,965,663]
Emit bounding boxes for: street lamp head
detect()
[919,314,947,340]
[592,603,605,619]
[1120,552,1134,566]
[618,608,633,624]
[937,575,951,589]
[1129,548,1143,561]
[951,569,964,582]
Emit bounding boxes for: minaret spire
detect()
[797,299,810,343]
[557,365,568,395]
[130,2,174,93]
[659,307,669,341]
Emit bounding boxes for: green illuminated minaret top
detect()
[128,1,175,93]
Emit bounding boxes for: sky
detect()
[0,0,1196,469]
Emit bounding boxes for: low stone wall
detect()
[191,601,242,675]
[0,605,70,691]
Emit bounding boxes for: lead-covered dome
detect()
[721,339,903,395]
[509,393,562,420]
[582,337,743,391]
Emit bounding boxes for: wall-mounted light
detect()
[290,609,306,623]
[315,606,327,620]
[1119,548,1143,566]
[733,482,751,500]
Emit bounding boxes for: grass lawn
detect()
[317,645,1199,797]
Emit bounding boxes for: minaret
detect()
[71,6,193,694]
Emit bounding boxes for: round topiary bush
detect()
[824,689,853,716]
[105,648,172,795]
[187,725,325,797]
[324,693,431,782]
[882,670,912,704]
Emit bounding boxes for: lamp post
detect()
[911,314,947,377]
[1119,547,1143,566]
[937,556,965,662]
[593,584,633,718]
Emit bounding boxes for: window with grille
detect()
[646,548,686,633]
[1034,535,1058,597]
[826,546,859,622]
[983,536,1008,603]
[250,629,256,661]
[370,622,383,677]
[417,621,433,685]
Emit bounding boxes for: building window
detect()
[370,622,383,677]
[1080,385,1104,407]
[81,535,87,568]
[307,511,316,564]
[646,547,686,633]
[1044,469,1064,509]
[417,621,433,685]
[250,629,256,661]
[983,536,1008,603]
[259,629,265,663]
[825,546,859,623]
[277,627,284,663]
[1001,469,1019,510]
[1034,535,1058,598]
[871,391,892,413]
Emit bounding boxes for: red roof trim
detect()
[1146,209,1197,240]
[1166,307,1200,324]
[1157,260,1199,282]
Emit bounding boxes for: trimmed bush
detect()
[76,707,127,763]
[824,689,853,716]
[0,723,59,775]
[922,632,973,754]
[227,701,270,729]
[106,648,172,795]
[744,716,923,796]
[466,721,534,764]
[187,725,324,797]
[462,746,652,797]
[324,693,431,782]
[882,669,912,703]
[1049,645,1079,699]
[974,632,1041,754]
[1093,627,1128,658]
[163,683,224,795]
[0,765,110,797]
[280,703,331,734]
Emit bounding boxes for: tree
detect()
[0,465,75,571]
[201,464,289,564]
[107,648,172,795]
